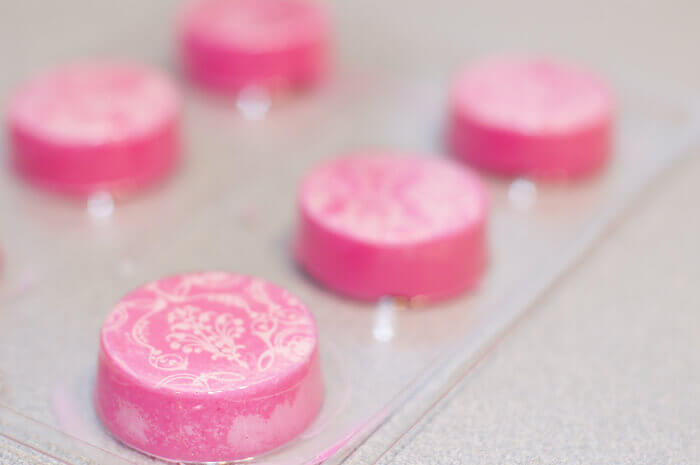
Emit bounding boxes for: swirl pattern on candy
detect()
[96,272,323,462]
[296,154,488,301]
[6,61,180,195]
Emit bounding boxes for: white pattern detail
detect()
[304,158,480,243]
[147,272,245,302]
[166,305,249,369]
[112,273,315,389]
[156,371,246,389]
[131,297,189,371]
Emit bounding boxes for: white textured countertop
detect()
[362,153,700,465]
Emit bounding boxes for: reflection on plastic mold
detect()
[236,85,272,121]
[373,297,397,342]
[508,178,537,212]
[87,191,115,220]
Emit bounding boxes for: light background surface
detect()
[1,1,699,464]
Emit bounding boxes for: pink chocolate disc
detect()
[6,61,180,196]
[179,0,330,93]
[448,56,614,179]
[95,272,323,462]
[296,154,488,301]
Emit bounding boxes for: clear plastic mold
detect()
[0,69,699,465]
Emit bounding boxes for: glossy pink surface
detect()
[296,154,488,301]
[6,61,180,196]
[95,272,323,462]
[448,57,614,179]
[179,0,330,93]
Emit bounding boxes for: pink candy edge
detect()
[94,273,324,462]
[178,0,331,94]
[8,116,180,197]
[6,62,181,197]
[295,155,489,302]
[448,56,615,180]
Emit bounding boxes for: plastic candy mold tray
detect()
[0,70,699,464]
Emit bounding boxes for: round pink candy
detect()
[95,272,323,462]
[295,154,488,301]
[6,61,180,196]
[179,0,330,93]
[448,57,614,179]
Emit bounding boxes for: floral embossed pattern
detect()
[100,272,317,391]
[300,155,485,244]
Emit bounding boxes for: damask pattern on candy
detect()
[102,272,317,391]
